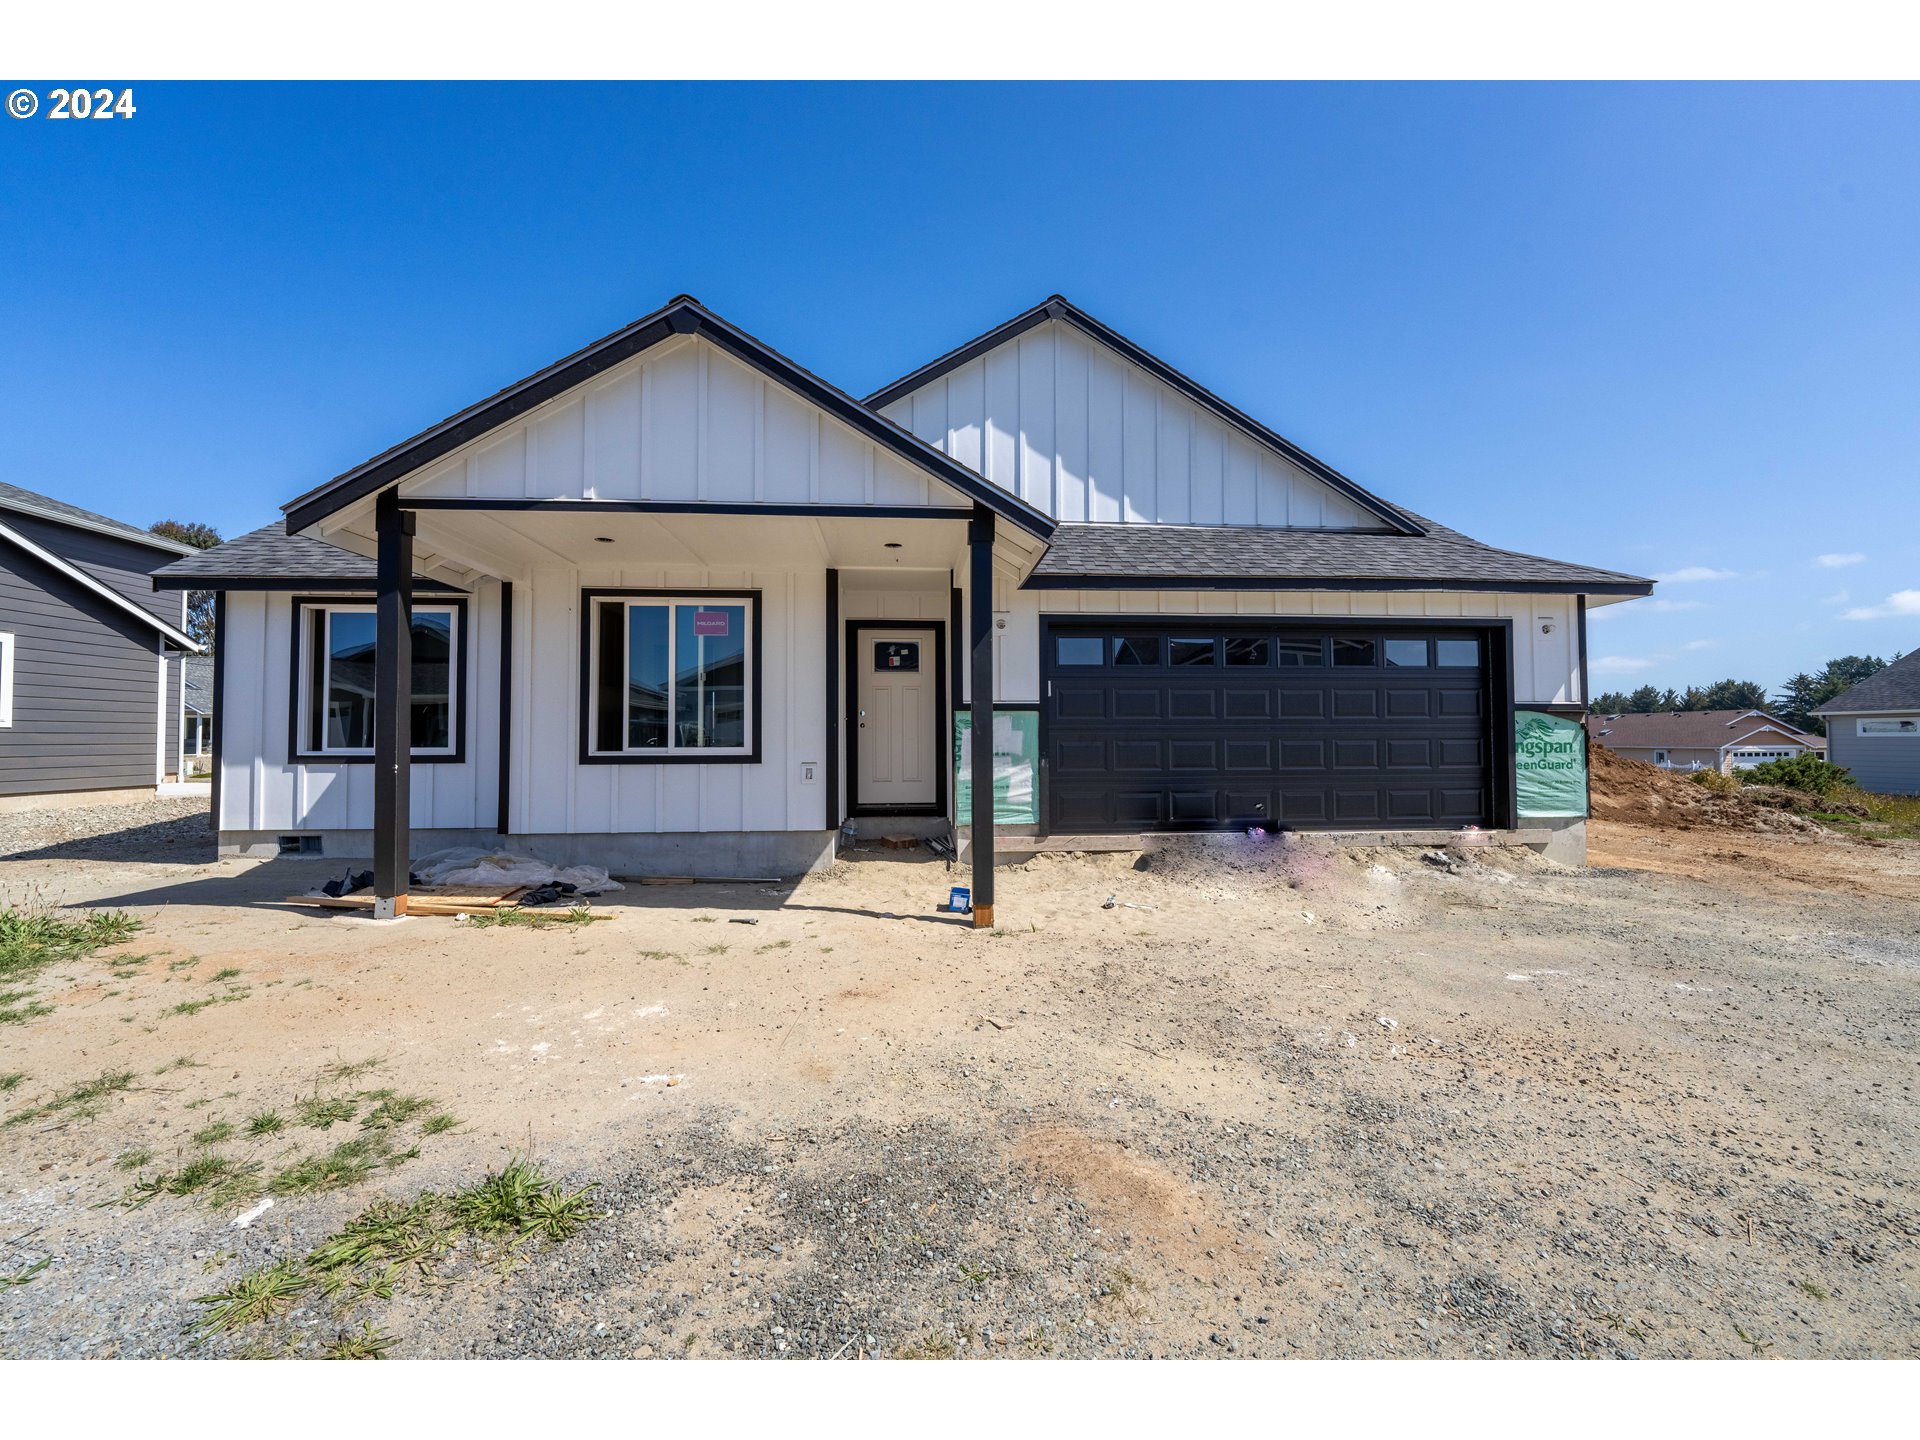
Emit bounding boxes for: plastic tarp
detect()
[411,848,625,894]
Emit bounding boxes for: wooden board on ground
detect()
[283,884,528,916]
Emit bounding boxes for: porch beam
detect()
[372,491,415,919]
[968,504,995,929]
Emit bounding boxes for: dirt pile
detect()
[1587,743,1822,834]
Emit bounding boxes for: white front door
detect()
[856,629,937,809]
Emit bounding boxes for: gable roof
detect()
[863,295,1425,538]
[0,481,196,556]
[1584,709,1819,750]
[0,516,199,650]
[282,296,1055,540]
[151,520,464,593]
[1813,650,1920,715]
[183,655,214,716]
[1028,516,1651,594]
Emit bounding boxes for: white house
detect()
[155,295,1650,920]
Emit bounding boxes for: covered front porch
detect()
[335,494,1046,927]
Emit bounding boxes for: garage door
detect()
[1043,623,1495,832]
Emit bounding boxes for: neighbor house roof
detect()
[1026,519,1652,594]
[864,295,1427,538]
[151,520,465,593]
[183,656,214,716]
[1584,709,1820,750]
[0,480,196,556]
[0,511,200,651]
[1813,650,1920,716]
[281,296,1056,541]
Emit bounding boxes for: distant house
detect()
[0,482,202,807]
[1584,708,1825,773]
[1815,650,1920,795]
[183,655,214,769]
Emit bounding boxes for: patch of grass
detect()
[193,1261,309,1336]
[297,1095,358,1129]
[1797,1280,1831,1302]
[453,1158,597,1243]
[1,1257,51,1287]
[192,1155,597,1346]
[270,1138,384,1196]
[0,995,54,1026]
[4,1068,136,1126]
[894,1331,956,1360]
[699,943,729,957]
[1733,1322,1772,1358]
[322,1322,396,1359]
[132,1152,262,1209]
[168,957,199,973]
[359,1094,433,1131]
[0,1071,25,1093]
[461,905,601,929]
[322,1056,385,1083]
[0,904,140,984]
[115,1147,153,1171]
[247,1111,285,1137]
[168,989,250,1018]
[634,949,679,962]
[419,1113,458,1136]
[956,1260,990,1288]
[209,968,243,983]
[193,1119,236,1146]
[156,1055,204,1073]
[755,940,792,953]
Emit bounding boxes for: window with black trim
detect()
[295,601,463,760]
[587,595,756,757]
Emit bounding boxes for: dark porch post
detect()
[372,490,415,919]
[968,504,995,929]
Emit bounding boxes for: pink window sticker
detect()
[692,611,731,637]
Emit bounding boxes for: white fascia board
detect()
[0,519,202,652]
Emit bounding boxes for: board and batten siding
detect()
[216,585,503,834]
[218,566,829,838]
[977,585,1583,710]
[397,335,962,509]
[876,319,1378,529]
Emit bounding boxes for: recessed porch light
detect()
[884,542,903,549]
[595,536,614,543]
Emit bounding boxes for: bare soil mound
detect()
[1587,743,1822,834]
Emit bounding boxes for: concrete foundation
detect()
[218,828,839,879]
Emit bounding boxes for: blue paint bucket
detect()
[948,886,971,914]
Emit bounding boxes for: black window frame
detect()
[577,587,764,766]
[289,595,469,765]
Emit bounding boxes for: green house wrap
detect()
[954,710,1040,825]
[1515,710,1589,818]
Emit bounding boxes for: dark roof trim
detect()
[0,481,197,556]
[403,498,973,520]
[1020,572,1653,596]
[863,295,1426,538]
[283,297,1056,541]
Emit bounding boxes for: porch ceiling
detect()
[313,505,1042,582]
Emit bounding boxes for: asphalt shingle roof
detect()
[1584,709,1820,750]
[0,480,195,555]
[150,521,460,592]
[1814,650,1920,715]
[1027,517,1651,592]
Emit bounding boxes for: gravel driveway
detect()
[1,817,1915,1359]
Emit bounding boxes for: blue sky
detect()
[2,82,1914,692]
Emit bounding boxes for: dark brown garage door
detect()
[1043,623,1495,832]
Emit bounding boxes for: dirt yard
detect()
[1,798,1916,1360]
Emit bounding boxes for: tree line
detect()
[1592,654,1895,735]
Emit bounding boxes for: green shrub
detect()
[1740,755,1854,795]
[1688,769,1739,794]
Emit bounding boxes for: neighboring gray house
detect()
[183,655,214,769]
[1816,650,1920,795]
[0,482,202,808]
